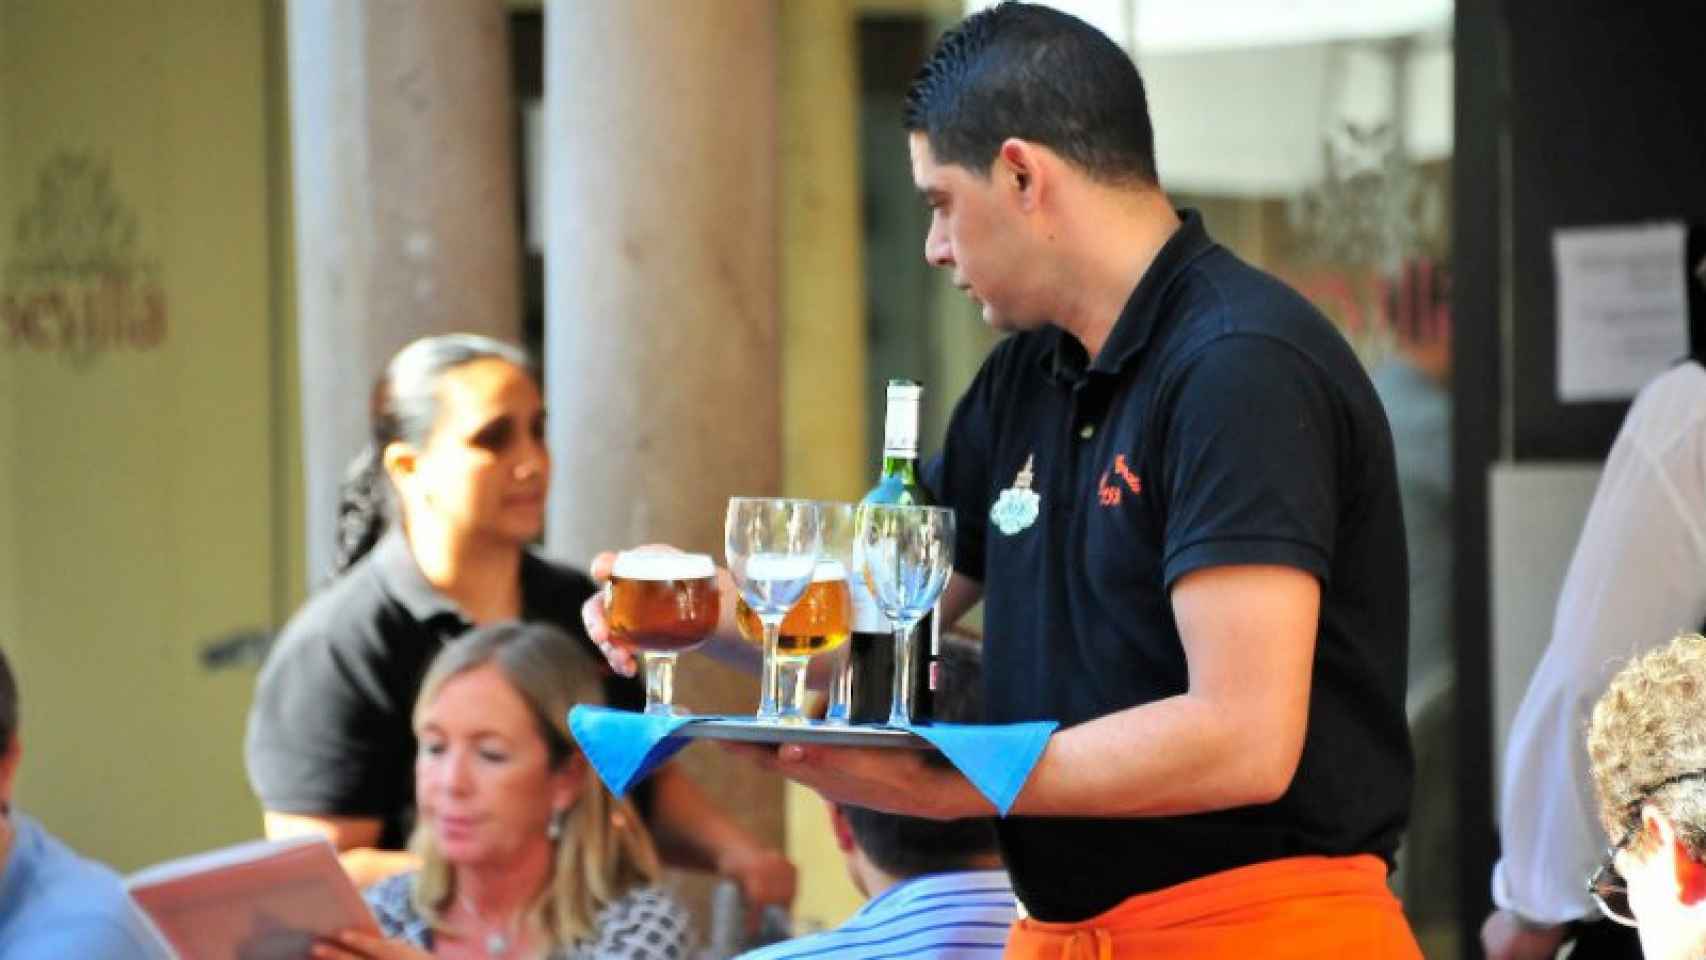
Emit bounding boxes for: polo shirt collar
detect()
[1043,207,1216,384]
[372,529,463,623]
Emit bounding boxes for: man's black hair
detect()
[0,646,17,747]
[903,1,1158,185]
[841,644,1000,878]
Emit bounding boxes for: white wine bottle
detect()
[850,379,938,722]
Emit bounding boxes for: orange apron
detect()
[1005,854,1422,960]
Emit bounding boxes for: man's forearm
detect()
[1010,692,1301,819]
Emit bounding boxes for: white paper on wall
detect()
[1554,221,1689,402]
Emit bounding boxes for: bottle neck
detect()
[880,452,918,484]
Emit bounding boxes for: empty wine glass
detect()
[725,497,822,721]
[855,504,954,727]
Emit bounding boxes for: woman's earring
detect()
[547,806,567,841]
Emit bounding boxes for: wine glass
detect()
[737,557,853,723]
[855,504,955,727]
[604,550,721,715]
[724,497,822,721]
[813,502,861,725]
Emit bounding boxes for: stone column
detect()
[287,0,520,581]
[541,0,782,923]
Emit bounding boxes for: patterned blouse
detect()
[365,873,695,960]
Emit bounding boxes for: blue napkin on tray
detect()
[568,704,1056,816]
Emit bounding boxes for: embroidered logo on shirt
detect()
[1097,454,1142,507]
[990,454,1041,535]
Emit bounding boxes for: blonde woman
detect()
[314,622,693,960]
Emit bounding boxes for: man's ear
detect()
[1650,807,1706,906]
[827,802,856,854]
[997,138,1043,210]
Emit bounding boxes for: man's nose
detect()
[924,224,953,268]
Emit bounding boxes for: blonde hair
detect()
[408,622,662,947]
[1587,632,1706,858]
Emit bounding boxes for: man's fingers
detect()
[589,550,619,583]
[581,593,637,677]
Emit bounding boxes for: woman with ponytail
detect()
[319,622,693,960]
[244,334,794,912]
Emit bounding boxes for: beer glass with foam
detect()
[605,550,721,715]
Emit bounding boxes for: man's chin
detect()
[981,304,1027,334]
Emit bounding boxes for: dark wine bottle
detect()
[849,379,938,723]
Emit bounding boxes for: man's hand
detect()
[722,741,992,821]
[1480,909,1570,960]
[582,545,747,678]
[582,545,686,678]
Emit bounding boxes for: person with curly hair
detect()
[1585,632,1706,960]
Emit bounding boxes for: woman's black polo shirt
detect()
[244,532,641,849]
[925,210,1413,921]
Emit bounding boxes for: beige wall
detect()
[0,0,961,924]
[779,0,870,930]
[0,0,285,870]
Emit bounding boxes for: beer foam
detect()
[612,551,716,580]
[812,558,847,581]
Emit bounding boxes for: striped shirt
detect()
[737,870,1017,960]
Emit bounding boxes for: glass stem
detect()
[776,655,811,723]
[756,619,782,720]
[824,646,852,725]
[643,652,678,716]
[888,622,915,727]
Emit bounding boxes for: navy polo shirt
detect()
[925,210,1412,921]
[245,532,643,849]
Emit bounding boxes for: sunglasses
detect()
[1585,769,1706,927]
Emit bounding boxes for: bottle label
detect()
[883,386,921,459]
[849,574,888,633]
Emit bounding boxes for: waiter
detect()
[725,4,1421,955]
[585,2,1420,954]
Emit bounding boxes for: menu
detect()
[127,835,377,960]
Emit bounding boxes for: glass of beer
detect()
[725,497,821,721]
[605,550,722,715]
[735,557,853,723]
[814,501,866,725]
[855,504,954,726]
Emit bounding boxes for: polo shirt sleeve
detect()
[1156,333,1338,588]
[243,626,410,821]
[924,357,1002,585]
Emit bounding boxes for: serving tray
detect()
[673,717,932,750]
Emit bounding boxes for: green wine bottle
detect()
[850,379,937,723]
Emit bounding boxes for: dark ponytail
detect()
[334,443,390,574]
[330,333,537,575]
